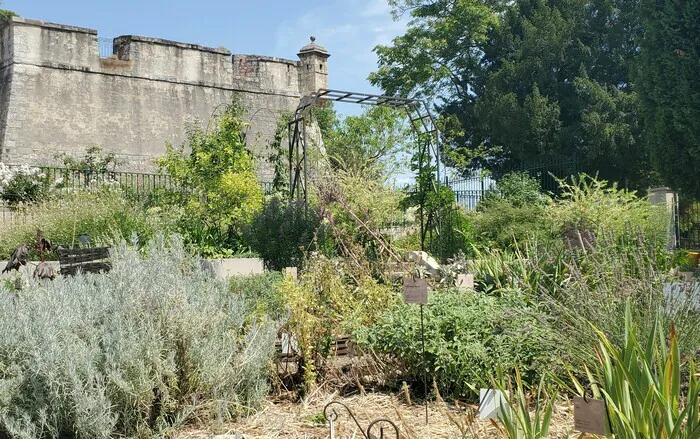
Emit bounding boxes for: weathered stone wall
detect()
[0,17,328,178]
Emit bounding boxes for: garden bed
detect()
[177,390,575,438]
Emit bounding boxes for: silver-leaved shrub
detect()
[0,235,277,438]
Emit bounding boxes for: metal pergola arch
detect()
[287,88,443,206]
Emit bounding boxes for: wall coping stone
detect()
[115,35,231,56]
[9,16,97,35]
[232,54,300,66]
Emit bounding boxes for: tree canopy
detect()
[371,0,698,195]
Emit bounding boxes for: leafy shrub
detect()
[471,200,553,250]
[0,236,278,438]
[479,172,548,210]
[549,174,669,249]
[54,146,123,172]
[491,231,700,366]
[279,253,398,390]
[157,98,263,257]
[0,189,172,260]
[245,197,322,271]
[356,288,560,398]
[472,172,553,250]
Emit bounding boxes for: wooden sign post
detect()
[403,278,429,424]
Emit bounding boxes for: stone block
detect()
[407,250,441,275]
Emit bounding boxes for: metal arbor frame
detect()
[287,89,443,205]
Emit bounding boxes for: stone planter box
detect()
[200,258,265,278]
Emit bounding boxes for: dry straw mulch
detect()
[178,387,578,439]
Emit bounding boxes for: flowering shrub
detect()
[0,163,48,205]
[0,236,278,437]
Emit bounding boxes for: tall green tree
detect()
[637,0,700,197]
[371,0,650,188]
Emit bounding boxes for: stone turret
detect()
[298,36,330,95]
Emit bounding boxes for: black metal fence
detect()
[447,158,579,210]
[0,164,275,224]
[678,197,700,251]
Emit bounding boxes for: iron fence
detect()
[0,164,276,225]
[678,197,700,251]
[448,175,496,210]
[98,38,114,58]
[447,158,578,210]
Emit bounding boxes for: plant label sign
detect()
[284,267,298,280]
[403,278,428,304]
[479,389,509,419]
[573,396,608,436]
[456,274,474,290]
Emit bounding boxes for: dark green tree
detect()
[371,0,650,188]
[637,0,700,197]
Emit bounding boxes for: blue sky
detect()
[4,0,407,114]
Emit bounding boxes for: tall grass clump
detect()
[0,236,278,438]
[571,303,700,438]
[0,189,173,260]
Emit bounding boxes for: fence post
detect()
[648,187,678,249]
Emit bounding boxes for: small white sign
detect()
[574,396,608,435]
[457,274,474,290]
[403,278,428,304]
[284,267,298,280]
[479,389,509,419]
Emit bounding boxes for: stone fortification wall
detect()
[0,17,329,178]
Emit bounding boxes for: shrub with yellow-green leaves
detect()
[278,253,398,390]
[157,97,264,257]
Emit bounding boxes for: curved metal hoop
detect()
[324,401,369,438]
[323,401,401,439]
[367,418,401,439]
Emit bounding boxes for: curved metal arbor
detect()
[287,88,442,205]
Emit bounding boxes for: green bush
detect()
[0,236,278,438]
[0,189,172,260]
[245,197,322,271]
[0,163,50,206]
[356,288,560,398]
[157,98,263,257]
[479,172,548,210]
[471,200,553,250]
[228,271,286,322]
[549,174,669,249]
[472,172,553,250]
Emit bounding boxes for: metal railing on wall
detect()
[0,164,276,225]
[98,38,114,58]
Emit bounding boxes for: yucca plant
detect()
[493,368,556,439]
[571,302,700,438]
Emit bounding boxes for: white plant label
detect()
[284,267,298,280]
[457,274,474,290]
[479,389,509,419]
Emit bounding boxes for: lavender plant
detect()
[0,235,278,438]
